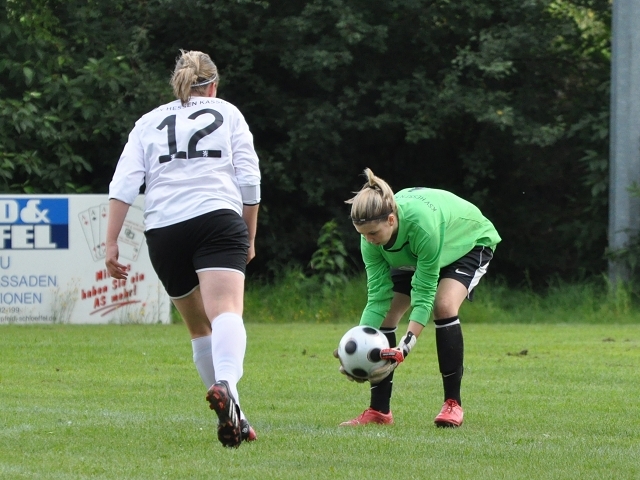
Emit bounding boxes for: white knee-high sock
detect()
[210,312,246,405]
[191,335,215,388]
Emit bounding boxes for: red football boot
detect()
[339,408,394,426]
[434,399,464,427]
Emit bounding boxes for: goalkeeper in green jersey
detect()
[336,168,501,428]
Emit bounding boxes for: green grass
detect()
[1,322,640,479]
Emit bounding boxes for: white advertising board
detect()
[0,195,171,324]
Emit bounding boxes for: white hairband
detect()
[191,74,218,88]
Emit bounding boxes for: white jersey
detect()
[109,96,261,230]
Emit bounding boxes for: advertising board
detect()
[0,195,170,324]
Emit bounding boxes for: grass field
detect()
[1,322,639,479]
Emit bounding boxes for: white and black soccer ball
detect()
[337,326,390,380]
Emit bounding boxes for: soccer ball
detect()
[337,326,390,380]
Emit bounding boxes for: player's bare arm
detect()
[242,204,259,264]
[105,198,131,279]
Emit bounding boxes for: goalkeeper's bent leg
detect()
[370,327,397,414]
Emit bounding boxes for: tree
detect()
[0,0,166,193]
[0,0,612,287]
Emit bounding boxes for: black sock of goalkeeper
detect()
[370,327,396,414]
[434,316,464,405]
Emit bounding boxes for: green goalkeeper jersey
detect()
[359,187,502,327]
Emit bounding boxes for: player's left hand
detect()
[368,361,398,385]
[333,348,366,383]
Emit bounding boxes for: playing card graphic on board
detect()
[89,206,103,259]
[78,209,99,261]
[118,207,145,261]
[99,203,108,257]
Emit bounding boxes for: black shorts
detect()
[391,246,494,301]
[144,209,249,298]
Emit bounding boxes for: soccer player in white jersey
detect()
[335,168,501,428]
[106,50,261,448]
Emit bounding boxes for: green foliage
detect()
[240,270,640,325]
[463,275,640,324]
[0,0,613,288]
[0,0,167,193]
[309,219,351,289]
[243,220,359,323]
[143,0,612,286]
[244,267,365,323]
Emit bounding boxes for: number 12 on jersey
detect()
[156,108,224,163]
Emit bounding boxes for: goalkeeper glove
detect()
[379,331,417,363]
[368,332,417,384]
